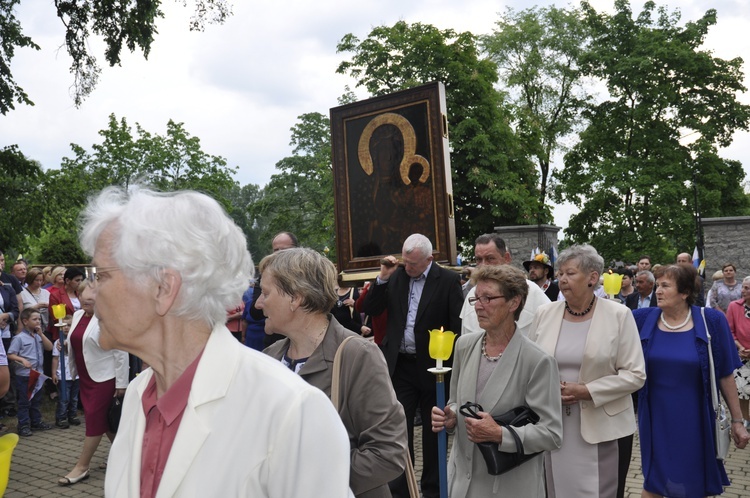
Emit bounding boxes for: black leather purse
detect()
[459,402,542,476]
[107,395,125,433]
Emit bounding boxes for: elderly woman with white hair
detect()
[260,248,407,498]
[79,186,353,498]
[528,244,646,498]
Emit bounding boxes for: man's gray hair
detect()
[557,244,604,277]
[637,270,655,283]
[79,186,254,328]
[403,234,432,258]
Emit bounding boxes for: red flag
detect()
[27,369,49,400]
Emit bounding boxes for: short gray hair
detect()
[79,186,254,328]
[557,244,604,277]
[636,270,655,283]
[743,276,750,286]
[259,248,337,314]
[403,234,432,259]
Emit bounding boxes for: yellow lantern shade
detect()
[602,271,623,297]
[51,304,67,321]
[428,328,456,362]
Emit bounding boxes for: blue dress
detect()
[643,328,718,497]
[634,307,741,498]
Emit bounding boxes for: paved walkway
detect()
[3,422,750,496]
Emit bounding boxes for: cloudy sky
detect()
[2,0,749,230]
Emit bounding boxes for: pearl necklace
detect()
[660,311,691,330]
[481,334,502,361]
[565,295,596,317]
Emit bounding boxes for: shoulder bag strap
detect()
[330,335,356,411]
[348,287,355,319]
[703,307,720,414]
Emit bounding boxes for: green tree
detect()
[225,182,267,262]
[482,6,589,216]
[32,114,238,260]
[554,0,750,263]
[0,145,44,253]
[0,0,231,112]
[250,112,335,259]
[337,21,540,246]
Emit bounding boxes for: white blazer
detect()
[528,298,646,444]
[105,325,354,498]
[66,310,129,389]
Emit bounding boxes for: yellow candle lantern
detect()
[602,271,623,299]
[428,327,456,371]
[52,303,67,326]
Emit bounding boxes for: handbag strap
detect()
[497,422,525,464]
[331,336,356,411]
[330,334,418,498]
[404,447,420,498]
[348,288,355,319]
[702,308,720,415]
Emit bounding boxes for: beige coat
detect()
[446,330,562,497]
[528,298,646,444]
[265,317,408,498]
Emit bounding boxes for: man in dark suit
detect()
[625,270,657,310]
[362,233,463,498]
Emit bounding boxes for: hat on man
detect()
[523,252,554,276]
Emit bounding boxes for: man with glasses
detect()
[362,233,463,498]
[460,234,550,338]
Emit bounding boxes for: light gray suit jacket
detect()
[446,329,562,497]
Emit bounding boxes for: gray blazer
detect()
[265,316,407,498]
[446,330,562,497]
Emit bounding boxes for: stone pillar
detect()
[701,216,750,279]
[492,224,562,270]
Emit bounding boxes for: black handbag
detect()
[107,395,125,433]
[459,402,542,476]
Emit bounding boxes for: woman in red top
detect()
[48,268,84,340]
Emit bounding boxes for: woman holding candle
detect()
[259,247,407,498]
[47,267,85,339]
[431,264,562,497]
[634,264,749,497]
[528,244,646,498]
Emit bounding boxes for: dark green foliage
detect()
[0,145,44,253]
[250,112,335,259]
[554,0,750,263]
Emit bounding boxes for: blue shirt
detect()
[8,330,44,376]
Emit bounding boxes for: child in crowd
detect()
[51,316,80,429]
[7,308,53,436]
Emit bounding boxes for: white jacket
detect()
[105,325,354,498]
[67,310,129,389]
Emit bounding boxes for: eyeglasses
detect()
[468,295,506,306]
[87,266,122,286]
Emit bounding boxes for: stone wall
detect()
[702,216,750,280]
[492,224,561,270]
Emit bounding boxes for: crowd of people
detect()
[0,190,749,497]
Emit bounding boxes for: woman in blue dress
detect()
[634,264,749,497]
